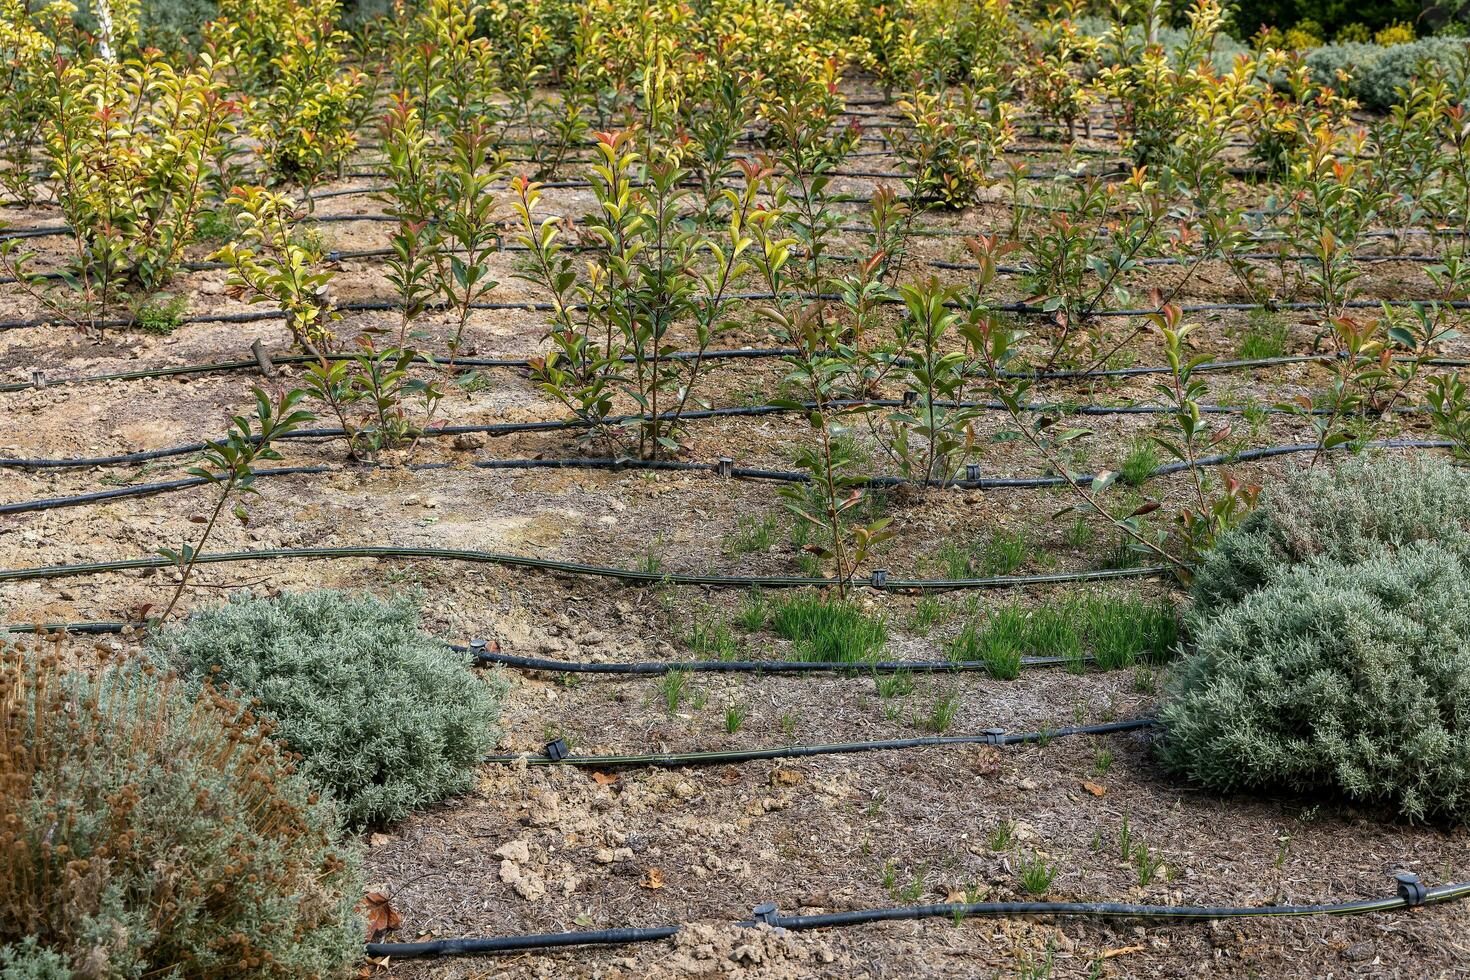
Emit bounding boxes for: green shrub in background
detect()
[152,590,503,827]
[1191,456,1470,618]
[1160,542,1470,822]
[0,645,363,977]
[1306,37,1470,110]
[1228,0,1421,40]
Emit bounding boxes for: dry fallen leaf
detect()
[1081,780,1107,797]
[361,890,401,940]
[770,768,804,787]
[590,771,619,786]
[1100,944,1146,959]
[639,867,665,890]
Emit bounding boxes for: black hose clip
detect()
[870,569,889,589]
[612,456,633,472]
[716,457,734,479]
[469,638,488,659]
[982,727,1007,745]
[543,738,570,762]
[965,463,981,482]
[324,251,342,264]
[902,389,918,407]
[751,902,780,926]
[1395,871,1427,907]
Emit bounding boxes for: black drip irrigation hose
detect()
[5,289,1467,333]
[0,545,1173,592]
[10,340,1470,396]
[485,718,1155,768]
[366,874,1469,958]
[0,441,1452,515]
[1,621,1097,676]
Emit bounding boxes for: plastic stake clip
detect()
[965,463,981,482]
[1395,872,1427,907]
[870,569,889,589]
[469,638,488,659]
[543,738,570,762]
[716,457,734,479]
[982,728,1007,745]
[751,902,780,926]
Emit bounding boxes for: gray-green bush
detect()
[0,940,69,980]
[1307,38,1470,110]
[1191,456,1470,617]
[1161,542,1470,822]
[1,645,363,978]
[153,590,504,827]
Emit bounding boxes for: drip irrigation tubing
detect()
[483,718,1156,768]
[366,874,1470,958]
[4,291,1468,334]
[0,546,1174,592]
[0,621,1102,676]
[9,342,1470,396]
[0,439,1451,516]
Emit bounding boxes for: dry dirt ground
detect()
[4,99,1470,978]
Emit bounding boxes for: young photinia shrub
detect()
[37,49,235,328]
[1190,457,1470,618]
[151,590,504,827]
[0,0,72,205]
[0,641,364,977]
[1161,542,1470,823]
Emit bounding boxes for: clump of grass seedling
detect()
[772,594,887,663]
[1120,437,1161,486]
[725,514,777,555]
[980,529,1032,575]
[989,819,1015,851]
[907,595,946,634]
[724,703,747,733]
[875,669,915,699]
[919,690,960,732]
[948,594,1177,674]
[685,614,742,660]
[932,530,1035,579]
[658,669,689,712]
[1017,855,1057,895]
[1093,748,1115,776]
[1236,310,1292,360]
[947,617,1022,679]
[734,590,770,631]
[1132,843,1166,887]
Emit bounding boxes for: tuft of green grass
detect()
[734,590,770,631]
[724,703,748,733]
[875,669,914,699]
[1121,438,1161,486]
[948,594,1177,673]
[980,530,1032,575]
[771,594,887,663]
[725,515,777,555]
[947,618,1022,679]
[1236,310,1292,360]
[658,670,688,712]
[1017,855,1058,895]
[919,690,960,732]
[685,614,742,660]
[906,595,947,635]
